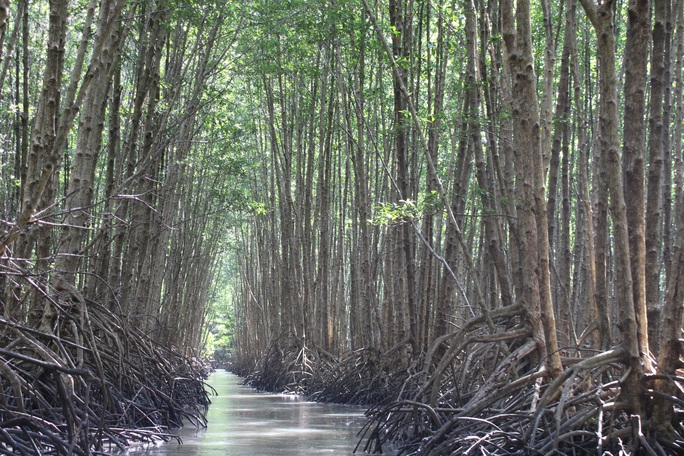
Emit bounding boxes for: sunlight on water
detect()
[124,370,368,456]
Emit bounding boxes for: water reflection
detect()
[125,370,368,455]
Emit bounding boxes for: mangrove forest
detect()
[1,0,684,453]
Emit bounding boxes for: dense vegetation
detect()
[0,0,683,454]
[0,0,243,451]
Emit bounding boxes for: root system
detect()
[0,298,210,454]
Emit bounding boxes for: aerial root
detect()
[353,308,617,454]
[308,346,413,405]
[232,316,684,455]
[362,359,620,454]
[238,333,322,394]
[237,334,410,405]
[361,340,684,455]
[0,298,210,454]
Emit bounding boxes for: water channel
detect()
[125,370,369,455]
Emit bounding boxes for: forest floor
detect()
[232,321,684,455]
[0,300,210,455]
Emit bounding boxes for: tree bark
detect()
[502,0,562,379]
[580,0,646,414]
[55,0,125,283]
[621,0,650,360]
[645,0,671,352]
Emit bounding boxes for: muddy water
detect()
[125,370,369,455]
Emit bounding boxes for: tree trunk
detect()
[547,0,574,344]
[580,0,646,414]
[390,0,417,357]
[502,0,562,379]
[645,0,671,352]
[621,0,650,359]
[652,184,684,434]
[55,0,124,283]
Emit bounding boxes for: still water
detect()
[125,370,368,455]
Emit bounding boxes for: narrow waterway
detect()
[125,370,369,455]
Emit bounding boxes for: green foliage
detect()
[202,258,237,366]
[370,191,443,226]
[204,315,235,367]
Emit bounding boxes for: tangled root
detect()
[0,299,209,454]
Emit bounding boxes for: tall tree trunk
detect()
[389,0,417,357]
[569,0,603,346]
[502,0,562,379]
[14,0,67,260]
[55,0,124,283]
[651,181,684,434]
[547,0,574,344]
[466,0,512,313]
[673,0,683,247]
[117,5,165,315]
[621,0,650,359]
[418,0,447,349]
[580,0,646,414]
[10,0,68,325]
[651,0,683,433]
[645,0,671,351]
[539,0,556,174]
[343,25,378,350]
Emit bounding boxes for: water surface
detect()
[125,370,368,455]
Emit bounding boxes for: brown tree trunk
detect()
[117,5,165,315]
[13,0,67,261]
[651,0,683,435]
[55,0,125,283]
[466,0,512,313]
[652,185,684,434]
[621,0,650,359]
[569,0,603,346]
[389,0,417,357]
[645,0,671,352]
[547,0,574,344]
[580,0,646,414]
[502,0,562,379]
[8,0,68,325]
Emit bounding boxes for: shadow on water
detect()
[125,370,369,455]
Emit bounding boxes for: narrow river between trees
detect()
[125,370,369,455]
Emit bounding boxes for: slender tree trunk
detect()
[673,0,683,245]
[418,0,446,349]
[621,0,650,359]
[539,0,556,174]
[389,0,417,357]
[55,0,124,283]
[10,0,68,325]
[652,185,684,434]
[580,0,646,413]
[502,0,562,379]
[118,6,165,314]
[568,0,603,346]
[645,0,671,351]
[343,26,378,349]
[660,0,676,299]
[547,0,574,344]
[435,102,472,345]
[466,0,512,313]
[14,0,67,261]
[651,0,683,432]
